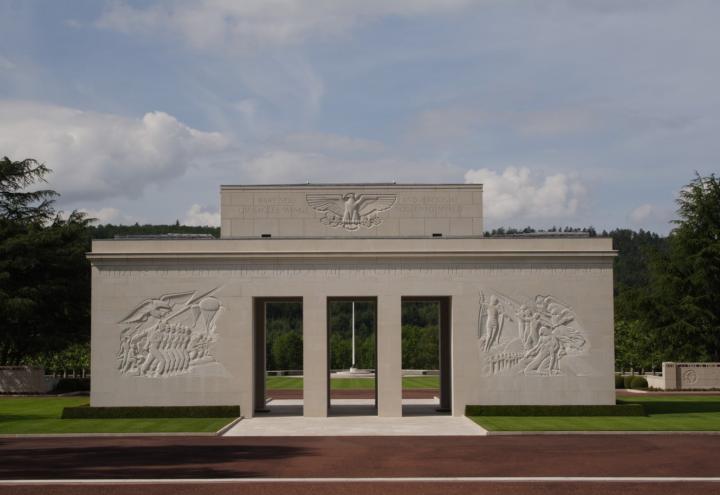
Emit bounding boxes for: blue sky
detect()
[1,0,718,232]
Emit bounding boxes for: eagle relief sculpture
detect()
[477,291,587,377]
[306,192,397,231]
[116,288,223,378]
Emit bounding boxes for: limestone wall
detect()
[220,184,483,238]
[0,366,48,394]
[89,237,615,416]
[655,362,720,390]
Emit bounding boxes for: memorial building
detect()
[88,183,616,417]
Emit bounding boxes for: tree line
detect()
[1,156,718,373]
[263,301,440,371]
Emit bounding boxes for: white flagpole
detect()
[351,301,356,371]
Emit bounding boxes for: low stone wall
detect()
[649,362,720,390]
[645,374,666,389]
[0,366,49,394]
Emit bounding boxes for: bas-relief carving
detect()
[683,369,698,385]
[477,291,587,377]
[117,288,224,378]
[306,193,396,231]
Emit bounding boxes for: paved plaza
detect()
[223,399,487,436]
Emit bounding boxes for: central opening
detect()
[327,297,377,416]
[254,298,303,416]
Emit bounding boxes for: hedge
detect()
[615,374,625,389]
[53,378,90,393]
[62,405,240,419]
[465,404,646,417]
[630,376,648,389]
[623,375,635,389]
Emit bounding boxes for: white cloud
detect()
[96,0,472,49]
[0,100,229,202]
[183,204,220,226]
[79,207,135,225]
[464,166,586,221]
[629,203,654,224]
[627,203,673,228]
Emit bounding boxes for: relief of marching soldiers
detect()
[116,290,223,377]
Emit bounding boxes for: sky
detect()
[1,0,718,233]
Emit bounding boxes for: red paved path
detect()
[1,435,718,478]
[1,435,719,494]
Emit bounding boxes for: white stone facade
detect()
[220,184,483,238]
[88,184,616,417]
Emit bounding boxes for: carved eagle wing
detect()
[119,291,195,324]
[357,194,396,216]
[306,193,345,217]
[119,300,156,324]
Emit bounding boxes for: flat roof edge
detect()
[220,183,483,189]
[87,250,617,261]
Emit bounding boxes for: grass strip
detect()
[0,397,235,434]
[465,404,645,417]
[62,405,240,419]
[469,396,720,432]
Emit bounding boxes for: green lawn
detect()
[0,397,236,434]
[470,396,720,431]
[266,375,439,390]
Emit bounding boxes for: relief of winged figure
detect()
[478,291,587,377]
[306,192,396,230]
[478,292,512,352]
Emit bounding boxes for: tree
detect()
[270,331,303,371]
[0,157,58,222]
[0,157,92,365]
[644,173,720,362]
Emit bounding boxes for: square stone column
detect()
[303,294,328,417]
[377,294,402,417]
[236,296,254,418]
[451,294,477,417]
[662,362,677,390]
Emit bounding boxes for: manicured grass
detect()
[330,378,377,389]
[402,375,440,389]
[266,376,304,390]
[265,375,440,390]
[0,397,236,434]
[470,395,720,431]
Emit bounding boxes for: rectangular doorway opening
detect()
[401,297,451,416]
[327,297,377,416]
[253,297,303,416]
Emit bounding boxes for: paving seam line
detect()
[2,477,720,485]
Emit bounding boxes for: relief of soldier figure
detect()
[478,291,586,376]
[116,289,223,377]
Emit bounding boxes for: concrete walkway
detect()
[224,399,487,436]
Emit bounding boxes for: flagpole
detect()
[351,301,356,372]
